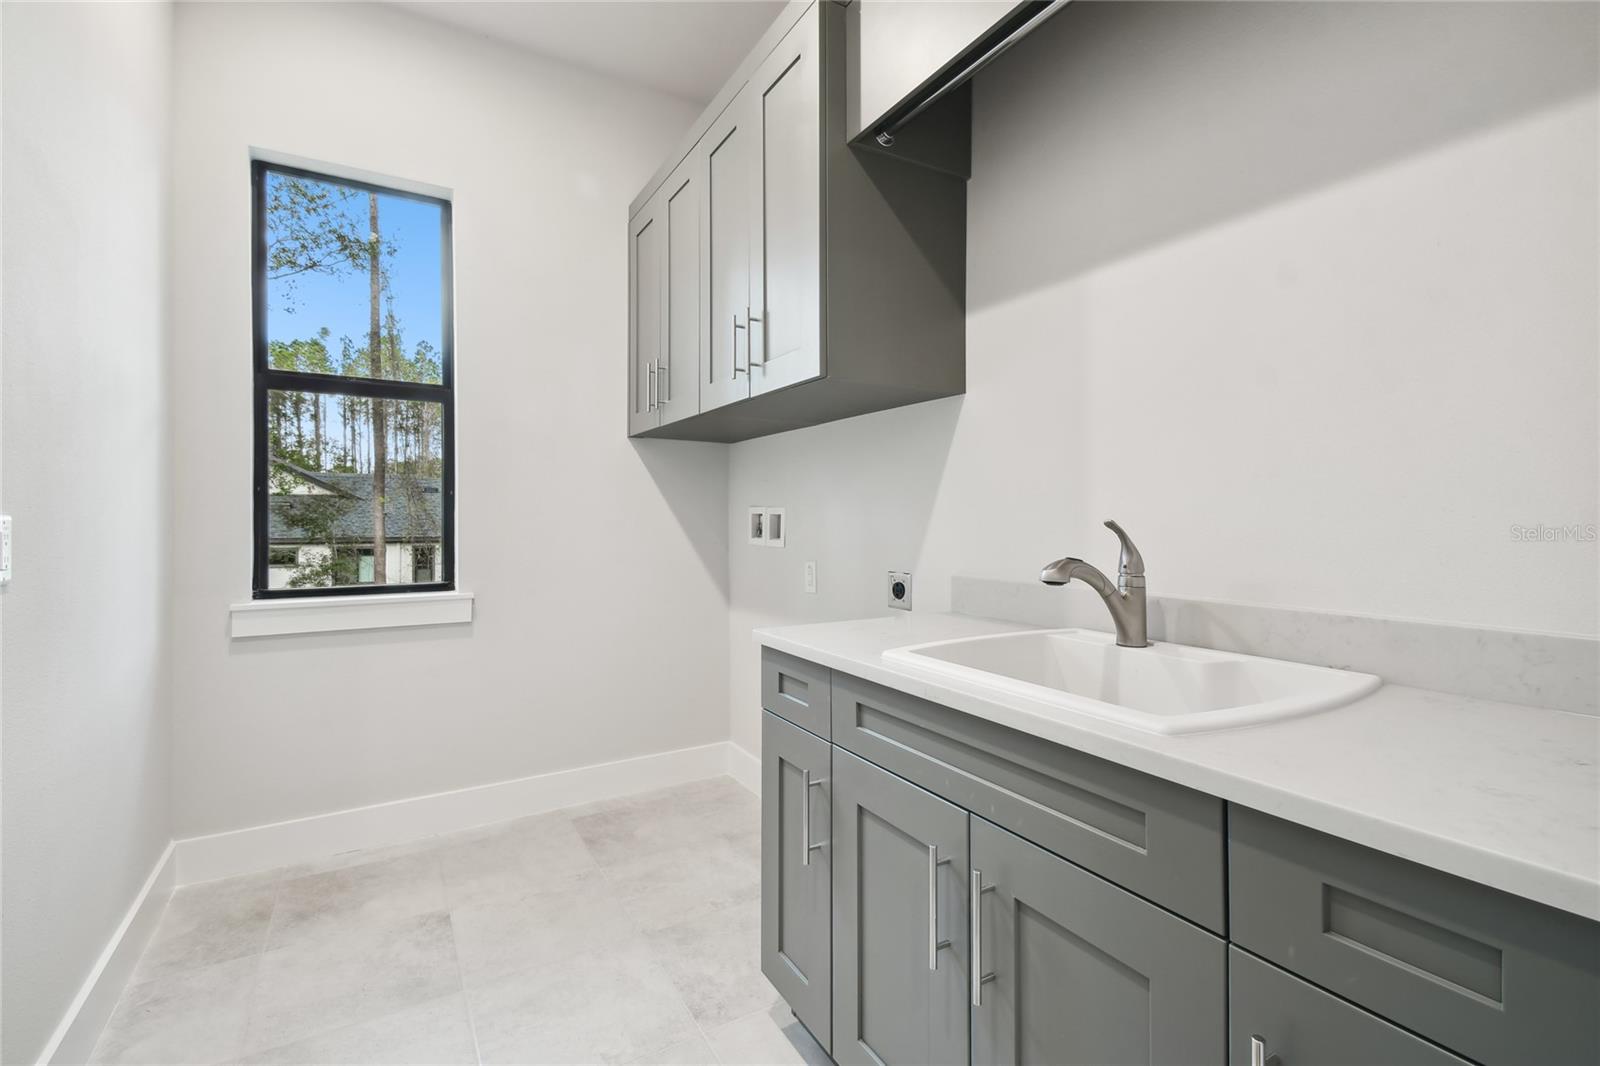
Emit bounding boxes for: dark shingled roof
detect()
[268,464,441,544]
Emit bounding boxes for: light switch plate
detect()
[887,570,912,610]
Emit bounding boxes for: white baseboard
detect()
[39,843,175,1066]
[725,741,760,796]
[174,741,738,885]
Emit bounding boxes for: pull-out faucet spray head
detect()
[1038,520,1150,648]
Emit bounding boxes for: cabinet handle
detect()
[927,844,951,971]
[801,771,827,866]
[732,314,747,376]
[1250,1036,1273,1066]
[647,363,657,410]
[657,359,669,405]
[747,304,764,366]
[969,868,996,1005]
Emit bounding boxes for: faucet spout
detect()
[1039,557,1117,599]
[1039,522,1151,648]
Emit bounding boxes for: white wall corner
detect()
[38,844,176,1066]
[725,741,760,797]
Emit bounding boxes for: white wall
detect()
[728,1,1600,754]
[0,3,175,1061]
[167,2,727,839]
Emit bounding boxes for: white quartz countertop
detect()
[755,613,1600,923]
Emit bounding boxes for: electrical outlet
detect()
[804,561,817,594]
[0,515,10,586]
[887,570,912,610]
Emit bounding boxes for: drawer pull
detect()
[1250,1035,1279,1066]
[927,844,951,971]
[801,770,827,866]
[969,868,997,1005]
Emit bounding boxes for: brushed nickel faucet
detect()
[1040,520,1150,648]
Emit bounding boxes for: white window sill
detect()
[229,591,473,638]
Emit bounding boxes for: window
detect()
[252,162,453,597]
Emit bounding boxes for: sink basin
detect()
[882,629,1381,735]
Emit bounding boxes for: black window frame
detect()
[251,160,456,599]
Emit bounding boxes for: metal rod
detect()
[928,845,940,971]
[879,0,1068,138]
[970,867,983,1005]
[801,769,812,866]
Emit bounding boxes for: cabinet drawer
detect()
[1230,805,1600,1065]
[831,671,1225,932]
[762,648,831,738]
[1230,948,1468,1066]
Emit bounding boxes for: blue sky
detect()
[266,174,445,368]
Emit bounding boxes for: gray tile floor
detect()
[90,778,830,1066]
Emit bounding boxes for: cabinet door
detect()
[832,748,968,1066]
[657,157,702,426]
[1229,949,1469,1066]
[760,712,832,1053]
[701,90,754,412]
[749,2,822,397]
[970,816,1225,1066]
[626,194,664,435]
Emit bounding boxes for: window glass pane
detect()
[267,391,444,589]
[265,170,444,385]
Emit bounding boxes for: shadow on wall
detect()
[633,438,731,599]
[970,0,1600,310]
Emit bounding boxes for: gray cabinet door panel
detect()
[1229,948,1468,1066]
[749,1,822,396]
[832,748,968,1066]
[702,89,753,412]
[1230,805,1600,1065]
[627,197,663,435]
[971,816,1225,1066]
[760,712,832,1052]
[832,670,1225,932]
[761,647,831,738]
[657,158,702,426]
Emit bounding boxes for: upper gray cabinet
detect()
[626,192,663,436]
[628,151,702,433]
[627,0,966,443]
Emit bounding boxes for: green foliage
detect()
[266,177,393,311]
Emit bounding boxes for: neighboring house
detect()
[267,460,442,589]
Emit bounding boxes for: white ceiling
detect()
[397,1,787,104]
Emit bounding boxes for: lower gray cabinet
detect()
[1230,948,1468,1065]
[832,748,969,1066]
[759,712,832,1053]
[970,816,1226,1065]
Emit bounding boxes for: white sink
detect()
[882,629,1381,735]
